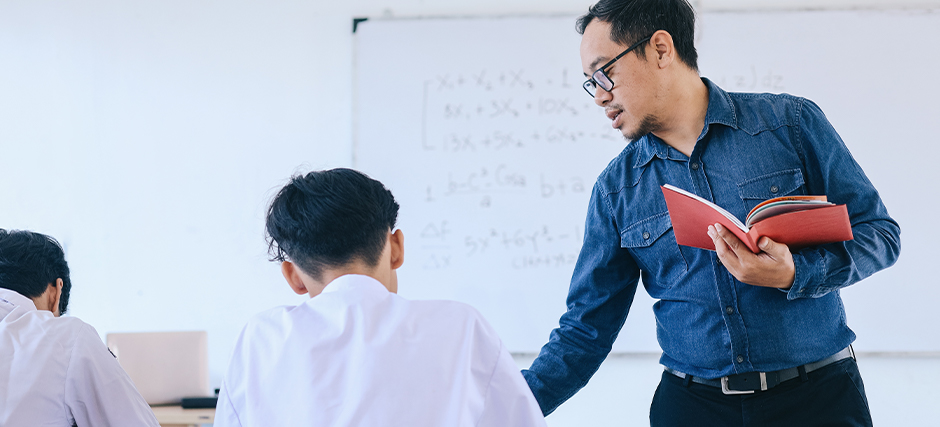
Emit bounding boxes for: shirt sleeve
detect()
[213,381,244,427]
[522,182,641,415]
[786,98,901,299]
[63,323,160,427]
[476,338,547,427]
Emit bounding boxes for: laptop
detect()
[106,331,212,405]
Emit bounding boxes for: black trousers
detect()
[650,359,873,427]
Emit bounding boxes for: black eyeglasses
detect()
[582,35,654,98]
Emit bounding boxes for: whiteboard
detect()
[354,10,940,354]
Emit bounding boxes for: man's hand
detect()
[707,223,795,289]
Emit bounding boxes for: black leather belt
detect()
[665,346,855,395]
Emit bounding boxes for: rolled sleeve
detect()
[786,99,901,299]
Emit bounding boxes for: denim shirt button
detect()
[770,185,779,193]
[642,231,651,240]
[725,306,734,315]
[736,355,744,363]
[690,162,700,170]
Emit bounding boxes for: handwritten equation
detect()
[439,97,587,120]
[422,68,618,153]
[425,127,619,153]
[419,221,584,271]
[430,68,574,92]
[421,165,588,206]
[404,67,620,273]
[463,225,583,256]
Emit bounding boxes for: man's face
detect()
[580,20,661,140]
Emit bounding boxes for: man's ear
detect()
[52,278,63,317]
[281,261,309,295]
[389,229,404,270]
[650,29,676,69]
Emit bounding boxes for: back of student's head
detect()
[265,168,399,280]
[0,229,72,314]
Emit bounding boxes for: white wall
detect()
[1,1,936,426]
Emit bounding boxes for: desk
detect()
[151,405,215,427]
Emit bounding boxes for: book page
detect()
[746,195,828,218]
[746,200,834,227]
[663,184,748,232]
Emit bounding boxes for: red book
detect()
[661,184,853,253]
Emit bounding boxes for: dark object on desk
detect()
[181,396,218,409]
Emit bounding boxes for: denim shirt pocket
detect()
[620,211,687,288]
[737,168,806,214]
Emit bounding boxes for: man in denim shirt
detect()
[522,1,901,425]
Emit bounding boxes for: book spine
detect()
[743,231,761,253]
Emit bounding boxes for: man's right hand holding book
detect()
[707,223,795,290]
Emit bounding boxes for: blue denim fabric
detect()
[522,79,901,415]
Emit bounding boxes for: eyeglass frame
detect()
[582,34,655,98]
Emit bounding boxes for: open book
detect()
[661,184,853,253]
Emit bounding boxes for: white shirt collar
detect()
[320,274,389,295]
[0,288,38,311]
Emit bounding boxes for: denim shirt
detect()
[522,78,901,415]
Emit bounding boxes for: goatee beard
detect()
[623,114,661,142]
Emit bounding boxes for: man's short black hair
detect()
[577,0,699,71]
[265,168,400,280]
[0,229,72,314]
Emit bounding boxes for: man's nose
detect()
[594,87,612,106]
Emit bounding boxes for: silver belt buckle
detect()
[720,372,767,395]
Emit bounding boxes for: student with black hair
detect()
[215,168,545,427]
[0,229,159,426]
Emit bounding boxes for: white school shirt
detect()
[0,288,159,427]
[216,274,546,427]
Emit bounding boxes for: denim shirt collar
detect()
[632,78,737,169]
